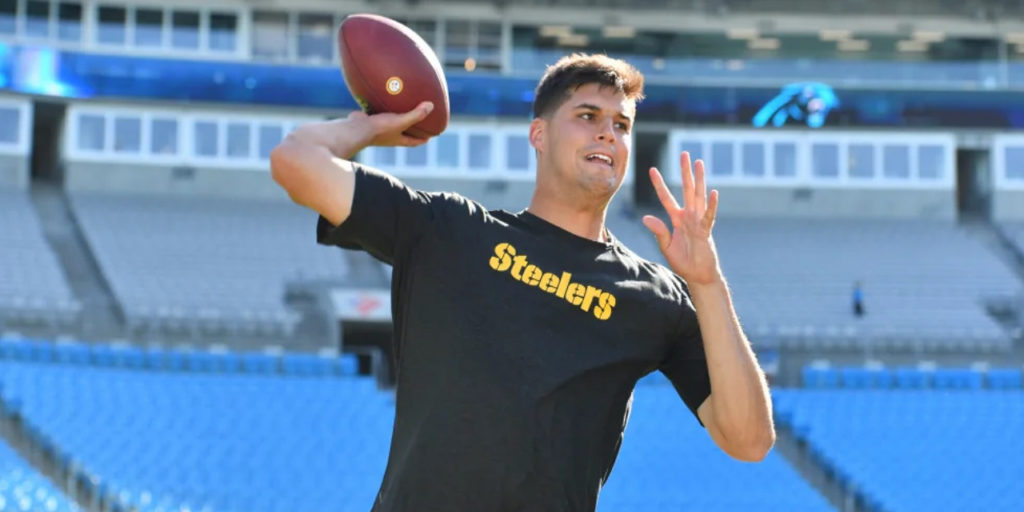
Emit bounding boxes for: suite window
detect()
[773,142,796,177]
[133,8,163,47]
[208,12,237,52]
[77,114,106,151]
[848,144,874,179]
[97,5,127,45]
[0,107,20,144]
[57,2,82,41]
[171,10,200,49]
[113,116,141,153]
[150,118,178,155]
[25,0,51,38]
[811,143,839,178]
[252,11,289,60]
[436,134,459,168]
[298,13,333,62]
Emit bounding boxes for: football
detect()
[337,14,451,138]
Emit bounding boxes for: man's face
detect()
[531,83,635,205]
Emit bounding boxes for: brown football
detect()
[337,14,451,138]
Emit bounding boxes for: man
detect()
[271,53,774,512]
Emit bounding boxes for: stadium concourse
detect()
[3,0,1024,510]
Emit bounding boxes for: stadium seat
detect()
[987,368,1023,389]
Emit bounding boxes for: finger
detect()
[401,101,434,126]
[680,151,695,209]
[703,189,719,232]
[642,215,672,252]
[694,159,707,213]
[347,110,369,121]
[399,135,430,147]
[648,167,681,215]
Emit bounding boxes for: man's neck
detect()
[526,190,609,243]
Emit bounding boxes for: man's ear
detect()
[529,117,545,154]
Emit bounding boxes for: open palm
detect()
[642,152,722,286]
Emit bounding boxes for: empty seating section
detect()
[598,378,834,511]
[774,388,1024,512]
[0,439,80,512]
[0,189,80,328]
[712,218,1019,350]
[0,338,833,512]
[69,193,357,337]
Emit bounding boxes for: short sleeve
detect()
[658,286,712,425]
[316,164,434,265]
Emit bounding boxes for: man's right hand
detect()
[270,101,436,227]
[345,101,435,154]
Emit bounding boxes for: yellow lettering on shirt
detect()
[488,242,616,320]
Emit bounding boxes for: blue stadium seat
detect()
[243,352,278,374]
[987,368,1023,389]
[55,342,91,365]
[894,366,931,389]
[933,368,983,390]
[802,365,839,389]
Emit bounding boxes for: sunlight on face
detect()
[538,83,636,206]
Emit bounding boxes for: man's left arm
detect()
[643,151,775,462]
[689,277,774,462]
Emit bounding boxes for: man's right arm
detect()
[269,102,434,226]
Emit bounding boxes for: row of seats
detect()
[0,345,834,512]
[68,192,354,338]
[773,389,1024,512]
[709,218,1020,351]
[802,364,1023,390]
[0,189,81,329]
[0,439,81,512]
[0,337,359,377]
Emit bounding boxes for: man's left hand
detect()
[642,151,722,287]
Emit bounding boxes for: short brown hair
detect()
[532,53,645,119]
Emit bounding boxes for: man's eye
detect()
[580,113,593,120]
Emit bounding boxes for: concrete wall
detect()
[64,162,290,201]
[711,185,956,220]
[0,155,29,189]
[993,190,1024,221]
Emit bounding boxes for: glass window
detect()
[193,121,219,157]
[26,0,50,38]
[252,11,289,60]
[150,118,178,155]
[507,135,530,171]
[395,18,437,49]
[477,22,502,69]
[445,20,471,67]
[678,139,703,161]
[710,141,733,176]
[298,13,333,62]
[812,143,839,178]
[374,146,396,166]
[918,145,945,180]
[436,133,459,168]
[406,144,428,166]
[0,0,16,35]
[226,123,250,159]
[113,116,141,153]
[468,134,491,170]
[77,114,106,151]
[258,124,283,159]
[171,10,199,49]
[883,144,910,179]
[209,12,237,52]
[134,8,163,47]
[57,2,82,42]
[848,144,874,179]
[97,5,126,45]
[1006,147,1024,180]
[773,142,796,177]
[741,142,764,176]
[0,107,19,144]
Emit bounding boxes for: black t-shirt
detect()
[317,165,711,512]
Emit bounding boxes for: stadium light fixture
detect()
[897,40,929,52]
[837,39,869,51]
[539,25,572,38]
[558,33,590,47]
[819,29,852,41]
[727,28,758,40]
[747,38,780,50]
[912,30,945,43]
[602,26,636,38]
